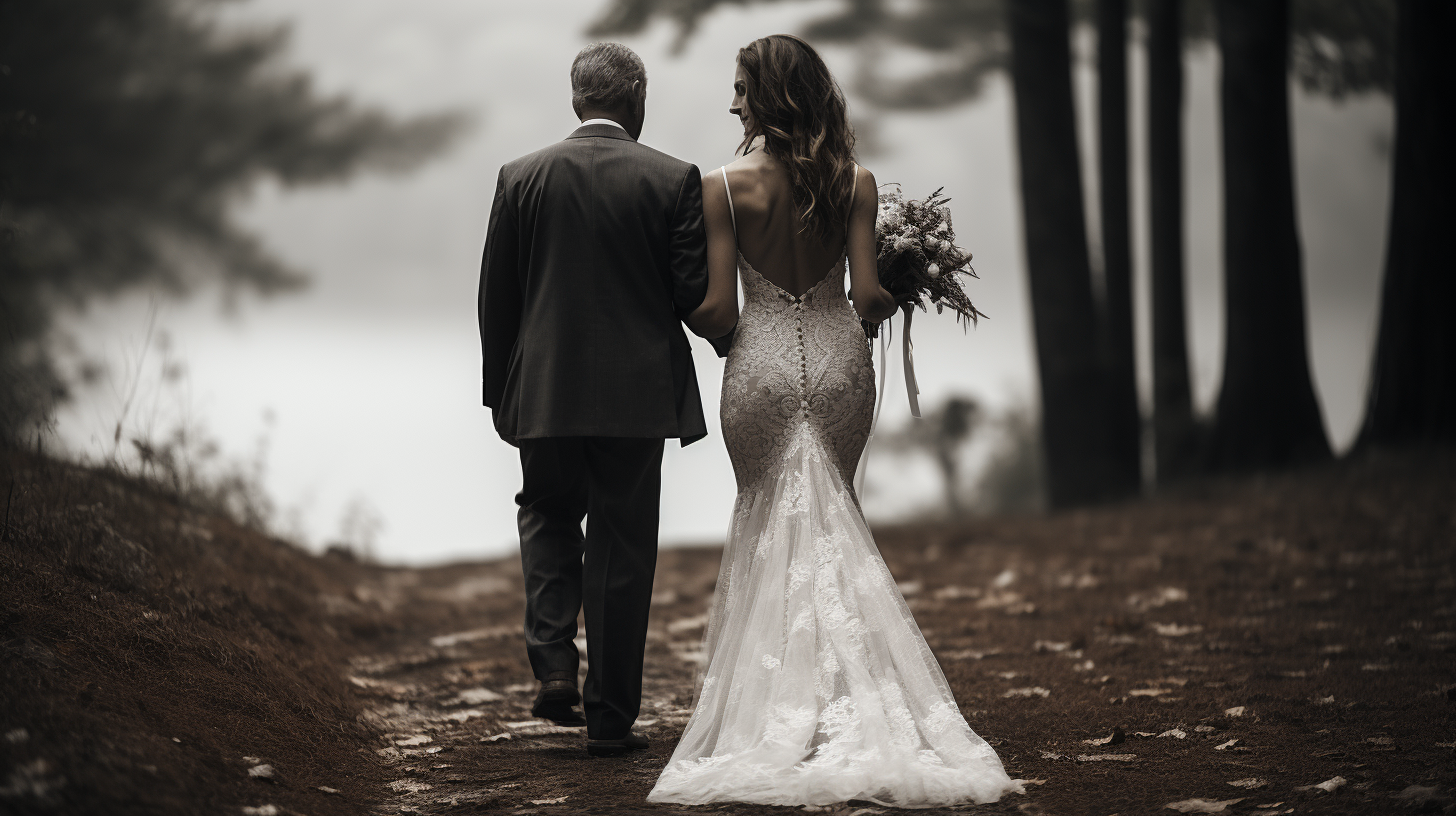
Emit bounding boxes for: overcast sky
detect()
[54,0,1393,565]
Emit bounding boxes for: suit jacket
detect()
[478,124,710,446]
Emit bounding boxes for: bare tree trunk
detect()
[1096,0,1144,491]
[1008,0,1132,507]
[1208,0,1331,471]
[1357,0,1456,448]
[1147,0,1199,481]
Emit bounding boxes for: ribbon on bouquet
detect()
[901,308,922,418]
[853,307,923,498]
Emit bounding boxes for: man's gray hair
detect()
[571,43,647,117]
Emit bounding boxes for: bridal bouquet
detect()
[864,186,986,339]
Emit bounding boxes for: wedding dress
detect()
[648,169,1022,808]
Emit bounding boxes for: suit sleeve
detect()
[479,166,521,409]
[666,164,709,321]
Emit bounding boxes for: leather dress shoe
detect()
[586,730,649,757]
[530,679,586,727]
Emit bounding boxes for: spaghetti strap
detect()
[720,166,738,238]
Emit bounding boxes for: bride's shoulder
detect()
[852,162,876,187]
[851,164,878,209]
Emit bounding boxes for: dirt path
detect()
[342,452,1455,816]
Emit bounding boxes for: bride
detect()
[651,34,1022,808]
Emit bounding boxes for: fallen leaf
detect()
[1128,587,1188,611]
[395,734,432,746]
[1130,689,1169,697]
[666,614,709,633]
[1034,640,1071,653]
[942,649,994,660]
[1254,803,1285,809]
[247,764,275,779]
[1295,776,1347,793]
[318,786,341,795]
[933,585,980,600]
[1040,751,1067,760]
[480,733,512,742]
[1003,687,1051,698]
[443,709,486,723]
[1214,739,1239,751]
[1194,725,1216,732]
[387,780,433,794]
[1020,778,1049,785]
[1077,753,1137,762]
[636,718,659,727]
[241,807,280,816]
[1228,778,1266,789]
[1224,706,1246,717]
[1153,623,1203,637]
[1158,728,1187,739]
[1165,798,1244,813]
[1082,728,1125,746]
[530,796,568,805]
[1313,695,1335,705]
[992,569,1016,588]
[452,687,504,705]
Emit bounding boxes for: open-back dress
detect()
[647,167,1021,808]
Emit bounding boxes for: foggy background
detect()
[49,0,1392,564]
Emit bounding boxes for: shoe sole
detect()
[586,738,647,757]
[531,686,585,727]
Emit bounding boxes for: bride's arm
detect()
[685,169,740,340]
[846,165,896,323]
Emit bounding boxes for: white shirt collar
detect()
[580,118,626,132]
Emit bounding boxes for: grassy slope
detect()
[0,449,386,815]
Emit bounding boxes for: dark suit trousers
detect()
[516,436,664,740]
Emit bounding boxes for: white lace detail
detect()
[648,243,1021,808]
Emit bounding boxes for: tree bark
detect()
[1095,0,1144,491]
[1008,0,1130,507]
[1147,0,1199,481]
[1357,0,1456,448]
[1208,0,1331,471]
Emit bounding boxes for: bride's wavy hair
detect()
[736,34,856,241]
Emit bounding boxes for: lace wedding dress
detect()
[648,169,1022,808]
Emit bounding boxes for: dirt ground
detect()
[344,449,1454,816]
[2,447,1453,815]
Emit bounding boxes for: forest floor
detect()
[2,447,1453,815]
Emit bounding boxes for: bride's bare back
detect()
[686,151,890,341]
[720,151,847,297]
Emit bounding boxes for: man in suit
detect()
[478,43,709,758]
